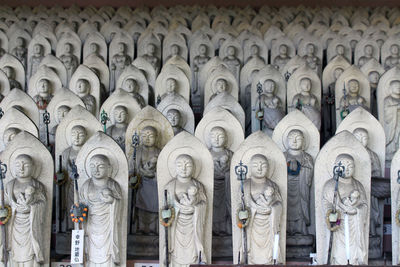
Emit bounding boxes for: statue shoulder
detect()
[107,178,122,197]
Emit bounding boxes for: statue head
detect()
[3,127,21,146]
[350,39,358,50]
[299,77,312,93]
[123,78,139,94]
[76,79,90,95]
[250,154,269,179]
[33,43,43,55]
[390,80,400,96]
[89,154,111,180]
[70,125,87,147]
[175,154,195,179]
[347,79,360,94]
[147,43,156,55]
[90,42,99,53]
[353,128,369,148]
[391,44,399,56]
[166,78,177,94]
[287,129,304,151]
[140,126,157,147]
[113,105,128,124]
[55,105,70,124]
[306,43,315,55]
[364,44,373,56]
[199,44,207,56]
[16,37,25,47]
[333,68,344,80]
[215,78,227,93]
[279,44,288,55]
[250,44,259,56]
[263,79,276,94]
[170,44,180,56]
[13,154,35,179]
[3,66,15,79]
[227,45,236,56]
[64,43,73,54]
[166,109,181,127]
[368,71,380,84]
[38,79,51,96]
[117,42,126,53]
[209,126,227,149]
[336,44,345,55]
[334,153,355,179]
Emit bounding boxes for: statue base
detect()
[127,234,159,258]
[286,234,314,259]
[212,235,233,260]
[368,235,382,259]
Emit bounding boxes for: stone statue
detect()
[302,44,321,74]
[49,105,70,146]
[368,71,380,117]
[3,66,22,89]
[292,77,321,130]
[106,105,129,150]
[142,43,160,74]
[75,79,96,115]
[324,67,344,136]
[11,37,27,68]
[254,79,285,135]
[210,78,229,101]
[193,44,211,73]
[208,126,233,236]
[384,80,400,161]
[3,127,21,148]
[273,44,291,71]
[130,126,161,235]
[358,45,374,67]
[59,43,79,84]
[60,125,87,231]
[166,109,184,135]
[284,129,313,236]
[27,43,44,79]
[242,154,283,264]
[165,44,180,62]
[322,153,368,265]
[384,44,400,71]
[33,78,53,110]
[80,154,122,266]
[121,78,145,107]
[339,79,368,116]
[246,44,265,64]
[111,42,132,91]
[222,45,241,82]
[6,154,47,266]
[163,154,208,266]
[160,77,180,101]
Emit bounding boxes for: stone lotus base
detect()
[286,234,314,259]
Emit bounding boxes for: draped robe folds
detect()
[284,151,313,235]
[322,177,368,265]
[80,178,122,267]
[110,54,131,91]
[242,178,283,264]
[368,148,382,236]
[81,94,96,115]
[384,95,400,161]
[165,178,207,267]
[5,178,46,267]
[255,95,284,135]
[292,94,321,130]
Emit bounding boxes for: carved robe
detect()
[384,95,400,161]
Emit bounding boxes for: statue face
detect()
[124,79,138,93]
[353,129,368,147]
[140,127,157,147]
[279,44,288,55]
[250,154,268,179]
[216,79,227,93]
[89,155,110,180]
[306,44,315,54]
[166,109,181,127]
[336,45,345,55]
[147,44,156,54]
[65,43,72,53]
[364,45,373,56]
[263,80,275,94]
[391,44,399,55]
[250,45,259,56]
[13,154,34,179]
[166,78,177,93]
[71,126,87,146]
[199,44,207,55]
[175,154,194,178]
[333,68,344,80]
[3,127,20,146]
[368,71,380,84]
[117,42,125,53]
[76,79,89,94]
[350,40,357,49]
[299,78,311,92]
[390,81,400,95]
[336,155,355,178]
[227,46,236,56]
[209,127,226,148]
[38,79,50,95]
[90,43,98,53]
[287,130,304,150]
[348,80,360,94]
[33,44,42,54]
[113,106,128,123]
[16,37,24,47]
[56,106,70,123]
[171,44,179,55]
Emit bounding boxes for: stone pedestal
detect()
[286,235,314,259]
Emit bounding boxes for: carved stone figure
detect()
[106,105,128,150]
[384,44,400,70]
[59,43,79,84]
[110,42,132,92]
[121,78,145,107]
[302,44,321,74]
[339,79,368,116]
[368,71,380,117]
[3,66,22,89]
[11,37,27,68]
[75,79,96,115]
[142,43,160,74]
[33,78,53,110]
[166,109,184,135]
[358,45,374,67]
[273,44,291,71]
[193,44,211,73]
[222,45,241,82]
[292,78,321,130]
[384,80,400,162]
[27,43,44,79]
[49,105,70,145]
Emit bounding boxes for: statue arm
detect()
[30,182,47,263]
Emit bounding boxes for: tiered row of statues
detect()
[0,3,398,267]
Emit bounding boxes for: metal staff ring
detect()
[325,209,341,232]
